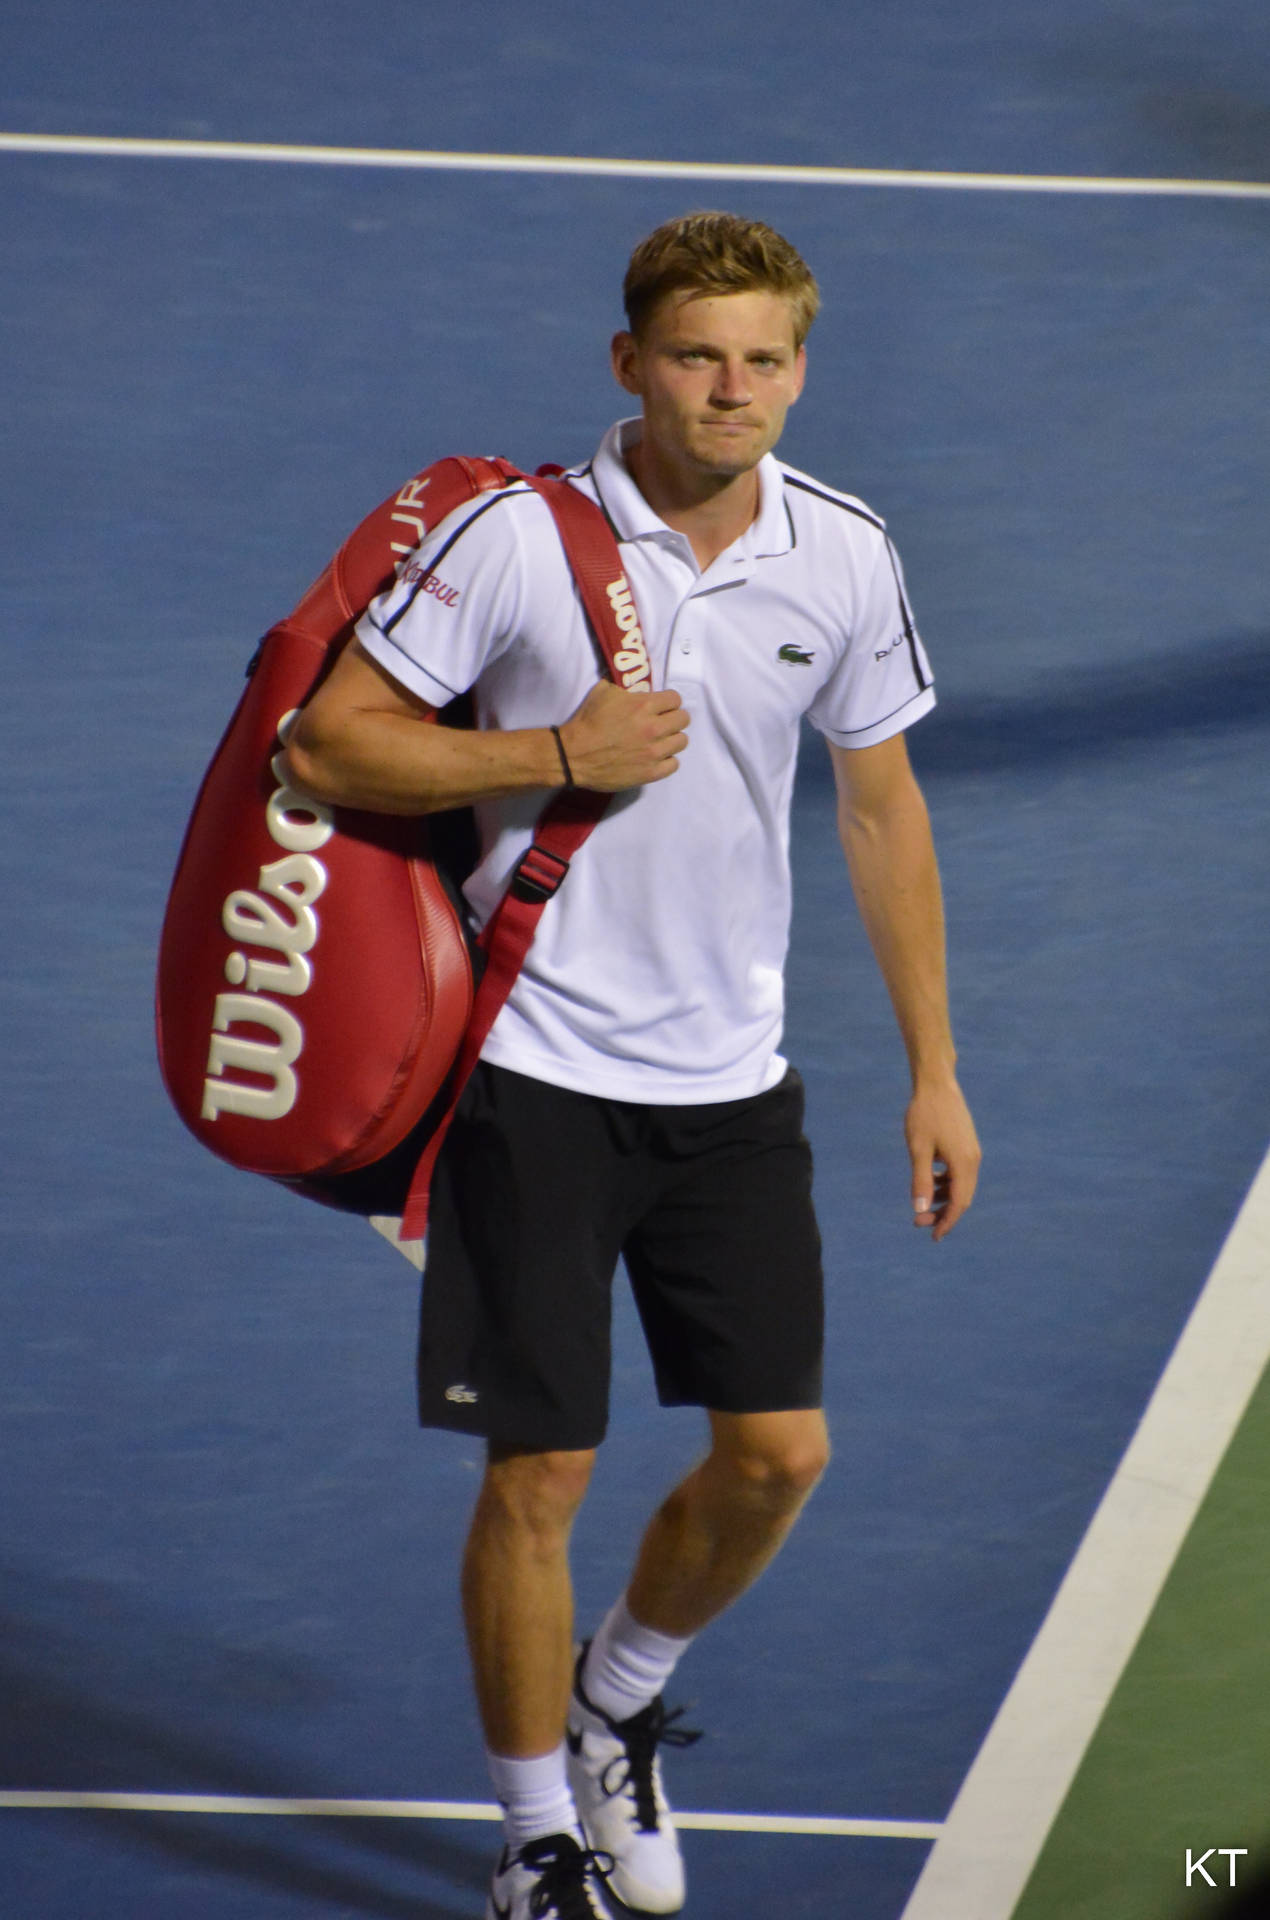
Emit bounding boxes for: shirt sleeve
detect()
[806,529,936,749]
[354,486,532,709]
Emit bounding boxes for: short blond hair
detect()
[623,211,820,348]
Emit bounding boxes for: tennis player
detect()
[288,211,980,1920]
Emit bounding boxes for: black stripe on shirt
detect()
[782,472,887,533]
[374,483,532,639]
[820,684,934,738]
[785,474,928,695]
[883,534,929,692]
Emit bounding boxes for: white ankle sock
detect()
[580,1594,695,1724]
[486,1745,580,1852]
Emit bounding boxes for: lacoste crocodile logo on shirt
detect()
[777,643,815,665]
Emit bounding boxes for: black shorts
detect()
[417,1060,824,1451]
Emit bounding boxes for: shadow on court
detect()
[907,633,1270,776]
[0,1565,488,1918]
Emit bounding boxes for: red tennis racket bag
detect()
[155,456,637,1225]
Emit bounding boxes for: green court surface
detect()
[1012,1350,1270,1920]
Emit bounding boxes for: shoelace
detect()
[600,1697,703,1834]
[521,1839,614,1920]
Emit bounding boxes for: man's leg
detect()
[464,1444,618,1919]
[462,1443,596,1756]
[625,1406,830,1636]
[568,1408,829,1912]
[419,1067,639,1915]
[580,1406,829,1714]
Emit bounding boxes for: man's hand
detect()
[558,681,689,791]
[906,1078,981,1243]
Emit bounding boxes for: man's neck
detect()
[624,438,761,571]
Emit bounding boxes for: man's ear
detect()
[790,344,807,405]
[611,330,642,396]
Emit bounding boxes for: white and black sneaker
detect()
[566,1646,701,1916]
[486,1831,613,1920]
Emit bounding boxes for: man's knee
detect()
[707,1410,831,1511]
[477,1444,598,1544]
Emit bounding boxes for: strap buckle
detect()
[509,844,571,905]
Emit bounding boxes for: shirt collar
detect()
[590,417,795,566]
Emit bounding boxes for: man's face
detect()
[611,288,806,483]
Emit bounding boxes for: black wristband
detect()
[550,725,575,788]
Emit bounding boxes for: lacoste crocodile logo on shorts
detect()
[777,643,814,664]
[444,1383,479,1404]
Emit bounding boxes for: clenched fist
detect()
[557,681,690,792]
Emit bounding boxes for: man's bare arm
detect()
[829,733,981,1241]
[284,640,689,814]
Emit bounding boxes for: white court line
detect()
[0,1791,939,1840]
[901,1142,1270,1920]
[2,130,1269,199]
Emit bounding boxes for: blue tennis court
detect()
[3,6,1268,1915]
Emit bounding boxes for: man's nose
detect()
[710,359,752,406]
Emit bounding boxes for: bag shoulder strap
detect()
[399,469,637,1238]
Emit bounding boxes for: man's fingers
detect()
[930,1164,967,1242]
[911,1151,936,1226]
[928,1150,979,1241]
[906,1080,981,1242]
[562,681,691,789]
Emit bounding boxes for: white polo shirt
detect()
[355,419,935,1103]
